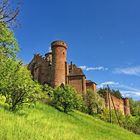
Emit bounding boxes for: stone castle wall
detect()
[51,41,67,87]
[104,93,130,115]
[28,40,130,115]
[68,75,86,93]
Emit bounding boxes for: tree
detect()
[86,90,104,115]
[0,0,20,24]
[0,22,19,58]
[0,58,41,111]
[98,87,122,99]
[0,7,41,111]
[51,85,80,113]
[0,0,21,57]
[0,0,41,111]
[112,89,122,99]
[129,98,140,116]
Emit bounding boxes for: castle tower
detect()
[51,40,68,87]
[124,98,130,115]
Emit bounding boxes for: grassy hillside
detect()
[0,103,140,140]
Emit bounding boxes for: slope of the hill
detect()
[0,103,140,140]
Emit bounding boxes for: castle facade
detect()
[28,40,130,115]
[28,40,96,94]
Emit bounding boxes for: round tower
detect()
[51,40,67,87]
[124,98,130,115]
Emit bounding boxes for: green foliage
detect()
[99,108,124,124]
[0,22,19,58]
[0,95,9,109]
[111,89,122,99]
[0,59,41,111]
[122,99,140,134]
[122,116,140,134]
[75,93,88,113]
[98,87,122,99]
[41,84,54,102]
[129,98,140,116]
[51,85,81,113]
[85,90,104,115]
[99,108,140,135]
[0,21,43,111]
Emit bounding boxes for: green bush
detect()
[99,108,140,135]
[76,93,88,113]
[0,22,42,111]
[0,58,42,111]
[51,85,81,113]
[41,84,54,103]
[129,98,140,116]
[99,108,124,125]
[123,116,140,134]
[85,90,104,115]
[0,95,9,109]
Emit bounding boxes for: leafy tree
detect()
[112,89,122,99]
[129,98,140,116]
[134,101,140,116]
[99,108,124,125]
[86,90,104,115]
[99,105,140,135]
[0,59,41,111]
[0,22,19,58]
[98,87,122,99]
[0,1,43,111]
[40,84,54,103]
[0,18,42,111]
[76,93,87,113]
[123,116,140,134]
[51,85,80,113]
[0,0,20,58]
[98,88,108,98]
[42,84,54,97]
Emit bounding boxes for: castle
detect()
[28,40,130,115]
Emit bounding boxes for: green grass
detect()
[0,103,140,140]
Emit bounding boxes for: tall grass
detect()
[0,103,140,140]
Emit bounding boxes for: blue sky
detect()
[15,0,140,100]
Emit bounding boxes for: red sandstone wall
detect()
[124,98,130,115]
[68,76,84,93]
[82,76,86,94]
[105,95,130,115]
[39,62,52,85]
[51,41,67,87]
[28,54,52,85]
[111,96,125,114]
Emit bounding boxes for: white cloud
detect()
[97,81,119,88]
[117,85,140,97]
[98,81,140,99]
[114,66,140,76]
[79,66,108,71]
[120,90,140,98]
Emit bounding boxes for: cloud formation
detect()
[114,66,140,76]
[79,66,108,71]
[98,81,140,100]
[97,81,119,88]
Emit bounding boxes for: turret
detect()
[51,40,67,87]
[123,98,130,115]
